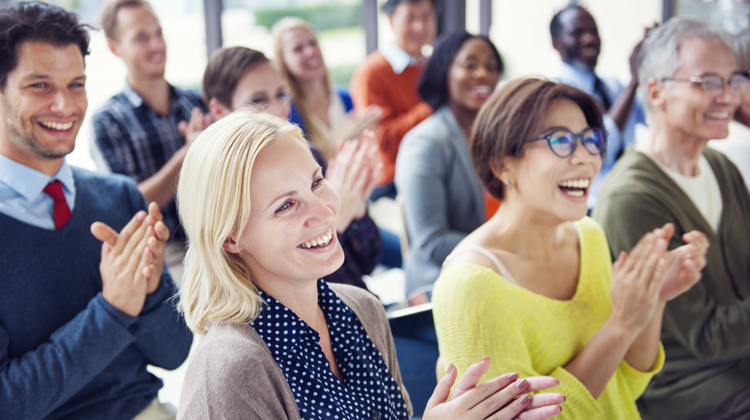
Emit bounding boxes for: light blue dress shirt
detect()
[0,155,76,230]
[557,62,647,209]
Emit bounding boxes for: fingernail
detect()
[482,356,490,363]
[517,395,530,406]
[446,363,455,375]
[516,378,528,390]
[507,372,519,383]
[136,211,146,221]
[562,395,567,402]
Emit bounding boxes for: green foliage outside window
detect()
[254,3,361,31]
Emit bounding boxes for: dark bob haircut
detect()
[0,1,91,89]
[418,30,503,110]
[471,78,604,201]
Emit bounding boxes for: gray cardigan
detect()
[395,106,486,294]
[177,283,413,419]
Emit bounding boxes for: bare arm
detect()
[564,231,668,399]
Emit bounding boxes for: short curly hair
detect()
[0,2,91,89]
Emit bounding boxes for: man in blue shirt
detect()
[0,2,192,419]
[551,5,648,209]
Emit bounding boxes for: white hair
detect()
[638,17,732,112]
[176,110,305,334]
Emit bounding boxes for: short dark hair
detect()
[381,0,438,15]
[550,4,586,39]
[202,47,270,108]
[418,30,503,110]
[0,2,91,89]
[471,78,604,200]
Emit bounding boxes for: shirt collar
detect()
[558,61,597,92]
[252,280,356,360]
[122,82,144,108]
[0,155,74,201]
[380,43,420,74]
[122,82,178,109]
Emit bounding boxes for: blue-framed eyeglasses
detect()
[523,127,606,158]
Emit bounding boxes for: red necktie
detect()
[43,180,72,230]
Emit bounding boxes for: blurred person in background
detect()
[593,18,750,420]
[350,0,436,201]
[396,30,503,296]
[551,5,647,210]
[91,0,209,284]
[710,28,750,184]
[202,46,382,289]
[272,16,381,161]
[0,3,191,419]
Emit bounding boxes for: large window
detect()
[674,0,749,33]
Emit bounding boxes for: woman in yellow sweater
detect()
[432,78,709,419]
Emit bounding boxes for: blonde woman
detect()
[175,110,566,419]
[272,17,381,160]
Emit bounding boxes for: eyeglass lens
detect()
[702,74,749,94]
[548,129,604,157]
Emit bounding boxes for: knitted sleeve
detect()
[0,296,137,419]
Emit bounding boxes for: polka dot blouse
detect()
[251,280,409,420]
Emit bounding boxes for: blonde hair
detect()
[272,17,334,157]
[177,110,305,334]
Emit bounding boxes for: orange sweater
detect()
[350,51,432,185]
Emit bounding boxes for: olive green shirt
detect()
[594,148,750,420]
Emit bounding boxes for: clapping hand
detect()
[326,132,381,233]
[91,203,171,316]
[423,357,565,420]
[178,107,214,147]
[652,224,708,301]
[336,105,382,144]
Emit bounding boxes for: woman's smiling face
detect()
[504,98,602,222]
[230,133,344,286]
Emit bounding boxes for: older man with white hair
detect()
[594,18,750,420]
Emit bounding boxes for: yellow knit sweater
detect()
[432,217,665,420]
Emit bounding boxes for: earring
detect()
[506,180,513,189]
